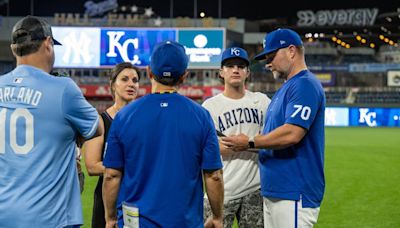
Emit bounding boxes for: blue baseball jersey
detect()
[0,65,99,228]
[103,93,222,228]
[259,70,325,208]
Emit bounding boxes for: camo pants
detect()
[204,189,263,228]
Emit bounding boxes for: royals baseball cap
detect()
[221,47,250,66]
[254,28,302,60]
[12,15,61,45]
[150,40,188,79]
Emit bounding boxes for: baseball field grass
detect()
[80,127,400,228]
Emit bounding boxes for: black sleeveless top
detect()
[94,111,113,200]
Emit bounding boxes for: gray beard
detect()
[272,71,282,80]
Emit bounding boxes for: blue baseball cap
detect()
[221,47,250,66]
[254,28,303,60]
[150,40,188,79]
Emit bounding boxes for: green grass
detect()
[316,127,400,228]
[80,127,400,228]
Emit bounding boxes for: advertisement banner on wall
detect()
[315,73,336,86]
[178,28,225,69]
[100,28,176,67]
[53,27,225,69]
[53,27,101,68]
[325,107,349,126]
[387,70,400,86]
[349,107,400,127]
[349,63,400,72]
[79,83,400,127]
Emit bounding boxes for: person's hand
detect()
[220,134,249,152]
[204,216,223,228]
[105,219,118,228]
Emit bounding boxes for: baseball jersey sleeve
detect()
[201,99,218,128]
[258,93,271,132]
[201,111,223,170]
[103,114,124,169]
[62,79,99,139]
[285,78,322,130]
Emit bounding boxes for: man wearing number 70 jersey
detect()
[0,16,102,228]
[221,28,325,228]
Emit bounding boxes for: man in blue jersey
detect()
[103,40,224,228]
[221,28,325,228]
[0,16,102,228]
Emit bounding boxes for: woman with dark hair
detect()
[84,62,141,228]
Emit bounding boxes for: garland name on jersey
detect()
[0,86,42,106]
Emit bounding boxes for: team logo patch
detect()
[160,102,168,107]
[13,78,23,83]
[230,47,241,56]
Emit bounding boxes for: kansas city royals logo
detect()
[106,31,140,64]
[230,47,241,56]
[358,108,377,127]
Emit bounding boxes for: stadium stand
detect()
[0,12,399,110]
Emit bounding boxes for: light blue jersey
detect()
[0,65,99,228]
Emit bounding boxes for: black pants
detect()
[92,177,105,228]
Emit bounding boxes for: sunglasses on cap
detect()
[264,51,277,64]
[265,45,299,64]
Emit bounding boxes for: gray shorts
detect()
[204,189,263,228]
